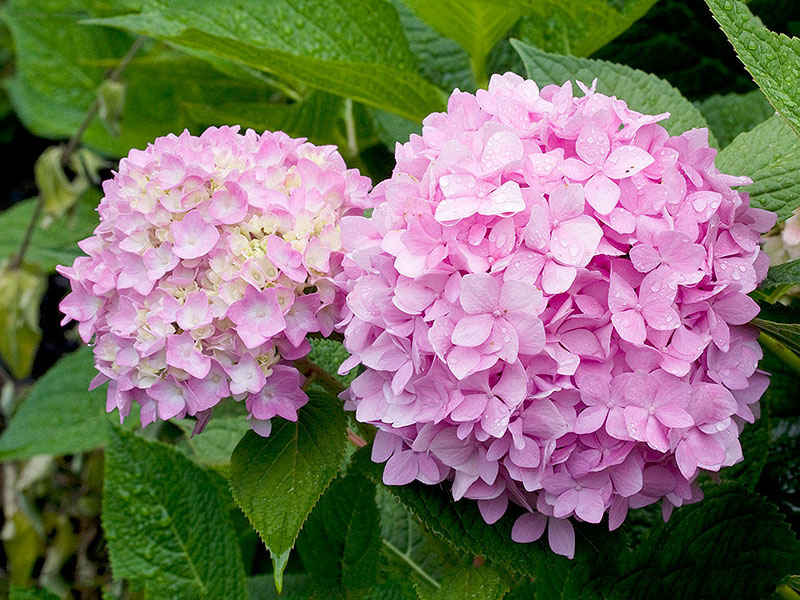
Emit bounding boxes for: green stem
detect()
[295,357,345,396]
[759,332,800,374]
[382,538,441,590]
[471,52,489,90]
[9,36,145,270]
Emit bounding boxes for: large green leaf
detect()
[103,428,248,600]
[229,390,347,558]
[0,189,100,273]
[761,258,800,289]
[716,115,800,221]
[514,0,658,58]
[510,40,714,142]
[377,488,445,595]
[401,0,522,86]
[1,0,276,157]
[696,89,775,148]
[89,0,446,122]
[296,475,381,598]
[594,487,800,600]
[391,0,474,93]
[416,565,509,600]
[185,91,379,153]
[352,449,557,577]
[0,348,111,460]
[753,303,800,356]
[706,0,800,137]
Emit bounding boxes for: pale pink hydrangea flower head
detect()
[59,126,371,435]
[338,73,774,558]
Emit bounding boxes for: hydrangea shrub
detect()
[338,73,775,557]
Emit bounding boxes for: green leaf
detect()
[401,0,522,86]
[88,0,446,122]
[246,573,315,600]
[229,390,347,558]
[761,258,800,289]
[297,475,382,598]
[391,0,474,93]
[1,0,276,157]
[0,348,112,460]
[103,427,248,600]
[0,189,101,272]
[9,586,60,600]
[510,40,714,142]
[0,267,45,379]
[352,449,556,577]
[706,0,800,137]
[753,303,800,355]
[179,414,250,471]
[307,338,357,387]
[514,0,658,58]
[417,565,509,600]
[696,89,775,148]
[716,115,800,221]
[185,92,350,150]
[377,488,445,595]
[596,487,800,600]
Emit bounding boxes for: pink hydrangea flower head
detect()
[59,126,372,434]
[338,73,774,558]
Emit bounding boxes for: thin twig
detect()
[10,36,146,270]
[294,357,346,396]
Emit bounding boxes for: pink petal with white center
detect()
[585,173,620,214]
[479,181,526,216]
[550,216,602,267]
[452,313,495,347]
[459,273,500,314]
[143,243,179,280]
[225,354,267,395]
[159,153,186,188]
[166,332,211,378]
[148,378,188,420]
[171,210,219,259]
[511,513,547,543]
[208,181,248,225]
[604,146,654,179]
[177,291,211,331]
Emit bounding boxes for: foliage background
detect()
[0,0,799,598]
